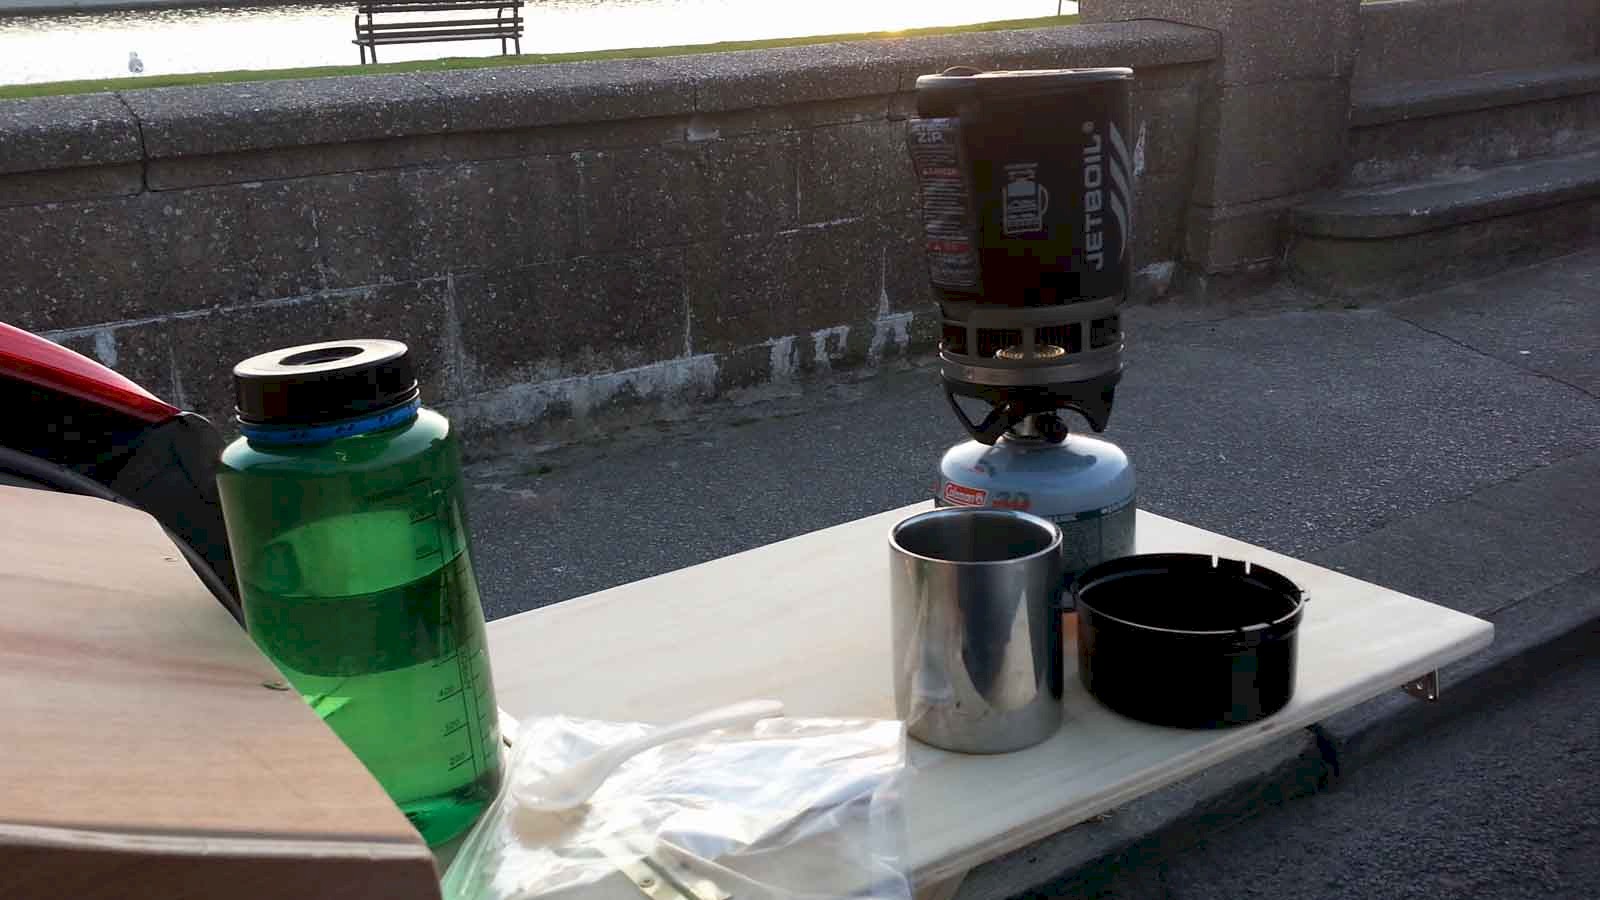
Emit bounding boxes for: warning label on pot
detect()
[940,482,988,507]
[908,117,980,291]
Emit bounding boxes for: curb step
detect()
[1310,569,1600,778]
[1285,148,1600,298]
[1351,61,1600,127]
[1343,60,1600,188]
[1295,148,1600,238]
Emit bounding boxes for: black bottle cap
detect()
[233,339,419,426]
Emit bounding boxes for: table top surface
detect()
[482,503,1493,886]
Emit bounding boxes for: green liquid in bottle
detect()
[218,409,502,846]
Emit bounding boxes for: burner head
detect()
[996,343,1066,362]
[937,299,1124,432]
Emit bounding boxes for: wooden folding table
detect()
[477,502,1494,899]
[0,485,1488,899]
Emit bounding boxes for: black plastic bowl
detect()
[1069,553,1306,729]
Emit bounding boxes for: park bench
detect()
[353,0,523,65]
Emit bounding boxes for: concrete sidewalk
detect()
[461,246,1600,897]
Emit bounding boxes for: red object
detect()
[941,482,988,507]
[0,322,178,423]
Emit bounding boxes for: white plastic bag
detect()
[443,714,911,900]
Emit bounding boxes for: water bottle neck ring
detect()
[239,396,421,446]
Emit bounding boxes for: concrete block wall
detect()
[1080,0,1364,280]
[1355,0,1600,89]
[0,23,1215,440]
[1345,0,1600,188]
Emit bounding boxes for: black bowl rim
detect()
[1069,552,1306,637]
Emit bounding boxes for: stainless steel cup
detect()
[889,507,1065,753]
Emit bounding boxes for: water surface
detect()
[0,0,1071,85]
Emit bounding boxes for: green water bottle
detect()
[215,339,502,847]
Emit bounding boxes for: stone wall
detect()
[1080,0,1364,288]
[1355,0,1600,89]
[0,23,1216,438]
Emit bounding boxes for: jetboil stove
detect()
[906,67,1139,577]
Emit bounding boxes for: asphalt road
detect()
[461,252,1600,621]
[1030,634,1600,900]
[457,248,1600,899]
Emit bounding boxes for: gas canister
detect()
[936,415,1136,581]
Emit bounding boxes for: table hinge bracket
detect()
[1402,670,1439,702]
